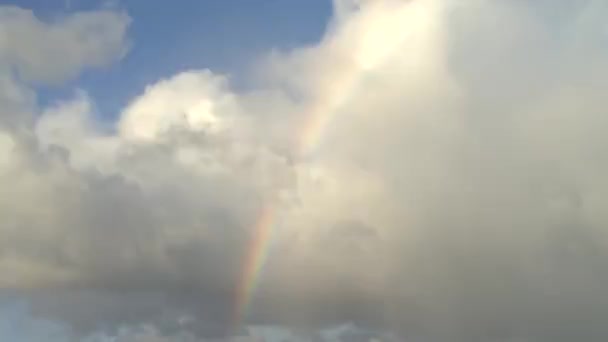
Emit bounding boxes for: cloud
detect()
[3,0,608,341]
[0,6,129,84]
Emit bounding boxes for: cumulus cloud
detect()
[3,0,608,341]
[0,6,129,84]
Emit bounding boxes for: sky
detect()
[2,0,332,119]
[2,0,608,341]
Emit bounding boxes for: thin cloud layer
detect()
[2,0,608,341]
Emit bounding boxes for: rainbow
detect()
[232,203,277,328]
[231,0,434,330]
[231,66,362,331]
[297,67,360,157]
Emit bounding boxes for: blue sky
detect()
[7,0,331,119]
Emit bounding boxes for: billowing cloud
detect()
[3,0,608,341]
[0,6,129,84]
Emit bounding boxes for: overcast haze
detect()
[2,0,608,341]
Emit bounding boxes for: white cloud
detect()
[0,6,129,84]
[119,71,239,142]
